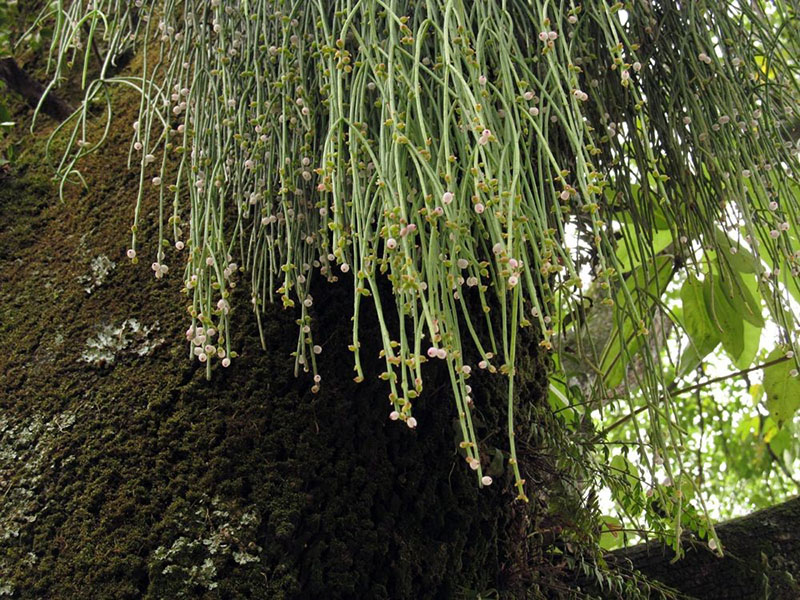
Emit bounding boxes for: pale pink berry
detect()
[406,417,418,429]
[126,248,136,259]
[442,191,454,205]
[481,476,492,486]
[474,203,485,214]
[427,347,437,358]
[435,348,447,360]
[222,357,231,367]
[387,237,398,250]
[389,410,400,421]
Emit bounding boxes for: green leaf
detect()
[678,274,720,373]
[769,427,792,458]
[715,264,764,328]
[763,348,800,424]
[713,228,758,274]
[704,275,744,361]
[733,320,761,370]
[600,256,674,388]
[615,227,673,273]
[599,516,624,550]
[610,454,641,496]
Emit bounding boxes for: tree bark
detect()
[0,57,74,121]
[0,93,550,599]
[611,497,800,599]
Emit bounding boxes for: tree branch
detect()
[0,57,74,121]
[609,496,800,600]
[592,355,791,442]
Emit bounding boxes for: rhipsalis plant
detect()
[40,0,800,555]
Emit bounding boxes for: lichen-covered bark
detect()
[611,497,800,600]
[0,87,557,598]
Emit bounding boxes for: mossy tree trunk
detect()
[0,88,557,598]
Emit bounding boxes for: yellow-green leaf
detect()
[763,347,800,424]
[704,275,744,361]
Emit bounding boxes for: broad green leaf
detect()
[769,427,792,458]
[704,275,744,360]
[713,228,759,274]
[754,384,766,406]
[733,320,761,370]
[763,347,800,424]
[548,382,574,419]
[679,274,720,364]
[715,263,764,328]
[600,256,674,388]
[615,227,673,273]
[599,516,624,550]
[678,344,705,378]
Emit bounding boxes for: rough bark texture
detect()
[0,86,557,599]
[612,497,800,599]
[0,57,73,121]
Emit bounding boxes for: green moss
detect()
[0,128,552,597]
[0,58,586,600]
